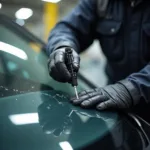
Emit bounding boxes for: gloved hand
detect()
[48,47,80,83]
[71,80,140,110]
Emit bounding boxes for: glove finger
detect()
[55,62,71,81]
[70,89,97,102]
[48,52,55,69]
[49,59,56,78]
[96,98,118,111]
[81,95,108,108]
[78,89,96,97]
[55,52,71,81]
[71,92,98,105]
[73,55,80,72]
[48,59,55,72]
[70,96,77,102]
[50,67,67,83]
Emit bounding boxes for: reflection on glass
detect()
[38,91,117,137]
[42,0,61,3]
[15,8,33,20]
[0,41,28,60]
[59,141,73,150]
[16,19,25,26]
[0,3,2,9]
[9,113,39,125]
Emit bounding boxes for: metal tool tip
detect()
[74,86,79,99]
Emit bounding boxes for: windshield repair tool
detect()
[65,48,79,99]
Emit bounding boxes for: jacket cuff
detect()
[118,79,141,105]
[53,41,79,53]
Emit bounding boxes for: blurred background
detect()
[0,0,107,87]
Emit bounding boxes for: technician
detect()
[47,0,150,113]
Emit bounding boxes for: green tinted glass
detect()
[0,24,89,96]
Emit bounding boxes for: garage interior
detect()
[0,0,107,87]
[1,1,150,150]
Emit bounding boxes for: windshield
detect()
[0,18,89,98]
[0,16,147,150]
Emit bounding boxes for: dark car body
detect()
[0,14,150,150]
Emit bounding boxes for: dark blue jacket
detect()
[47,0,150,103]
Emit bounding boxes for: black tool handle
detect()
[65,48,78,86]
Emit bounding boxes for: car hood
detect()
[0,90,119,150]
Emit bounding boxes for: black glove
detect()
[71,80,140,110]
[48,47,80,83]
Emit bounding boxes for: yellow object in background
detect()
[44,2,58,41]
[30,43,42,53]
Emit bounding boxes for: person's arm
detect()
[71,64,150,110]
[127,64,150,103]
[47,0,97,55]
[47,0,97,83]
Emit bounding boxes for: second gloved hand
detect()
[71,80,140,110]
[48,47,80,83]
